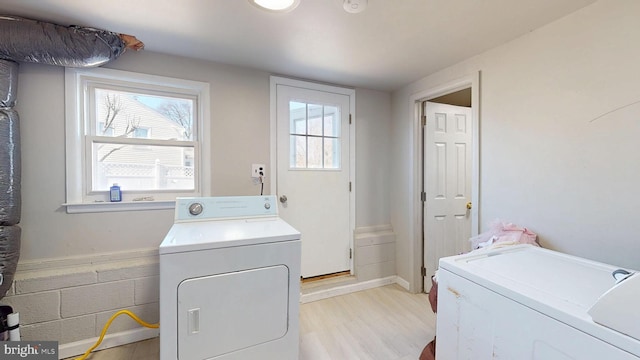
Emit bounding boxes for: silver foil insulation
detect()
[0,15,126,68]
[0,225,20,298]
[0,14,134,299]
[0,109,20,226]
[0,60,18,108]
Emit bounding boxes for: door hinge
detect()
[421,267,427,277]
[421,191,426,202]
[349,113,352,124]
[422,115,426,126]
[349,182,352,192]
[349,248,353,259]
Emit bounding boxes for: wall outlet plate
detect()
[251,164,266,179]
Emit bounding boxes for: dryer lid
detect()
[160,217,300,254]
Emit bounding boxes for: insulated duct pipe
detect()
[0,15,143,67]
[0,15,143,299]
[0,60,21,299]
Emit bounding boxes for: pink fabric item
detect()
[469,219,538,250]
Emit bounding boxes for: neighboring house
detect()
[94,90,194,191]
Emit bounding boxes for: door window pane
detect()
[324,105,340,137]
[307,103,323,136]
[289,100,341,169]
[324,138,339,169]
[307,137,323,168]
[290,101,306,135]
[290,135,306,168]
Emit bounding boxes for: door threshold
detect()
[301,271,355,293]
[302,270,351,283]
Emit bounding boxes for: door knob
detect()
[466,202,472,210]
[279,195,288,203]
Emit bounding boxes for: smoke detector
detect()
[343,0,368,13]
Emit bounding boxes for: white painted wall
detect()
[17,51,392,262]
[355,88,391,227]
[391,0,640,286]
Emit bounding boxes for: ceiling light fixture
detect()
[249,0,300,12]
[343,0,368,14]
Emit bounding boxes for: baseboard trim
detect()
[58,327,159,359]
[300,275,397,304]
[395,276,411,291]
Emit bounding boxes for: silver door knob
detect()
[279,195,287,203]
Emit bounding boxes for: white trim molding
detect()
[300,276,398,303]
[408,71,481,293]
[64,67,211,213]
[59,328,159,359]
[269,75,357,275]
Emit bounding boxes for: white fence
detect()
[98,162,194,190]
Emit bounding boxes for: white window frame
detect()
[64,67,211,213]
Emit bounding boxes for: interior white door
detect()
[423,101,472,289]
[276,84,351,278]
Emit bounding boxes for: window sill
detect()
[62,200,176,214]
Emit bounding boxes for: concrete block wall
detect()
[354,225,396,282]
[0,250,159,345]
[1,230,397,344]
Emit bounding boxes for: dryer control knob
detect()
[188,203,203,216]
[264,202,271,210]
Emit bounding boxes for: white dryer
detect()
[159,196,301,360]
[436,244,640,359]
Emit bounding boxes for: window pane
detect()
[92,142,194,191]
[289,101,306,135]
[98,122,114,136]
[324,105,340,137]
[324,138,340,169]
[290,135,306,168]
[308,103,323,136]
[133,127,149,138]
[307,137,322,168]
[94,88,194,141]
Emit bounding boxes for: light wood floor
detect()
[65,284,435,360]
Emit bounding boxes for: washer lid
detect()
[589,273,640,341]
[441,245,615,309]
[159,217,300,254]
[439,245,640,354]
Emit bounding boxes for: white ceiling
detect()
[0,0,596,91]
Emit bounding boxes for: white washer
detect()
[436,244,640,359]
[159,196,301,360]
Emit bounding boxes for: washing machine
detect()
[436,244,640,359]
[159,195,301,360]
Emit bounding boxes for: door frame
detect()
[269,75,356,275]
[409,72,481,292]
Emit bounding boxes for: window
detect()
[98,122,114,136]
[65,68,210,212]
[133,127,150,139]
[289,101,341,169]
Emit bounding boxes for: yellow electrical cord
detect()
[75,309,159,360]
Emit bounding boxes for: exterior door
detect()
[275,83,351,278]
[423,101,472,289]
